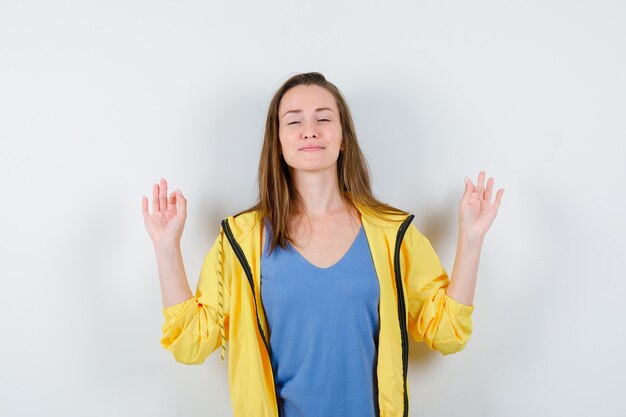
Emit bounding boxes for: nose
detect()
[302,121,318,139]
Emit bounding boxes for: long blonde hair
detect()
[235,72,407,255]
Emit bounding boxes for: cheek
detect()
[277,134,286,149]
[277,135,291,156]
[279,131,296,147]
[331,126,343,144]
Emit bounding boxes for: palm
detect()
[142,178,187,244]
[459,171,504,238]
[148,204,182,234]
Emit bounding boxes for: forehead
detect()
[279,85,337,113]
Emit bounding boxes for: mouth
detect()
[299,146,325,151]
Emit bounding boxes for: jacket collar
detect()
[224,200,409,242]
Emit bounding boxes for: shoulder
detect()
[222,208,262,241]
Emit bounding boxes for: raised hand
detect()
[458,170,504,240]
[142,178,187,246]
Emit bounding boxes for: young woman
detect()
[142,72,504,417]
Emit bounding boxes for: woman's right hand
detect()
[142,178,187,246]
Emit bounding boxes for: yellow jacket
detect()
[160,202,474,417]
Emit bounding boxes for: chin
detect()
[287,161,338,173]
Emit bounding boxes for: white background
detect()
[1,1,624,416]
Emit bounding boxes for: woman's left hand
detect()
[459,170,504,240]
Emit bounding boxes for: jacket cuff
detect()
[444,292,475,316]
[162,296,196,321]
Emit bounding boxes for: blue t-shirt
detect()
[260,219,380,417]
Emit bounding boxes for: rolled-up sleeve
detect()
[160,231,230,364]
[403,225,474,355]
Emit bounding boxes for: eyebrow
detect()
[280,107,335,118]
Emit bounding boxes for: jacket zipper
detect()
[394,214,415,417]
[221,219,278,412]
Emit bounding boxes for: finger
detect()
[152,184,159,213]
[468,176,481,201]
[141,195,150,218]
[485,177,494,203]
[168,190,176,212]
[477,170,485,198]
[494,188,504,210]
[160,178,168,213]
[176,189,187,220]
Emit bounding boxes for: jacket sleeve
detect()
[160,228,230,365]
[403,224,474,355]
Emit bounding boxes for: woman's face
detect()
[277,84,343,174]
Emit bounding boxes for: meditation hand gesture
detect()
[458,170,504,240]
[142,178,187,246]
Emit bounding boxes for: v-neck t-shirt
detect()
[260,218,380,417]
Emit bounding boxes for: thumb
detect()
[460,176,473,206]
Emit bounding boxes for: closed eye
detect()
[319,119,330,122]
[288,121,300,125]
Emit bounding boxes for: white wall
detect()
[1,1,624,416]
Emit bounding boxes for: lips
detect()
[299,145,325,150]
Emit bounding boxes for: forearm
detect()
[153,241,193,309]
[446,232,483,306]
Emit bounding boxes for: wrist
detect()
[458,230,484,250]
[153,238,181,253]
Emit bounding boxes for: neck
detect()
[290,166,348,219]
